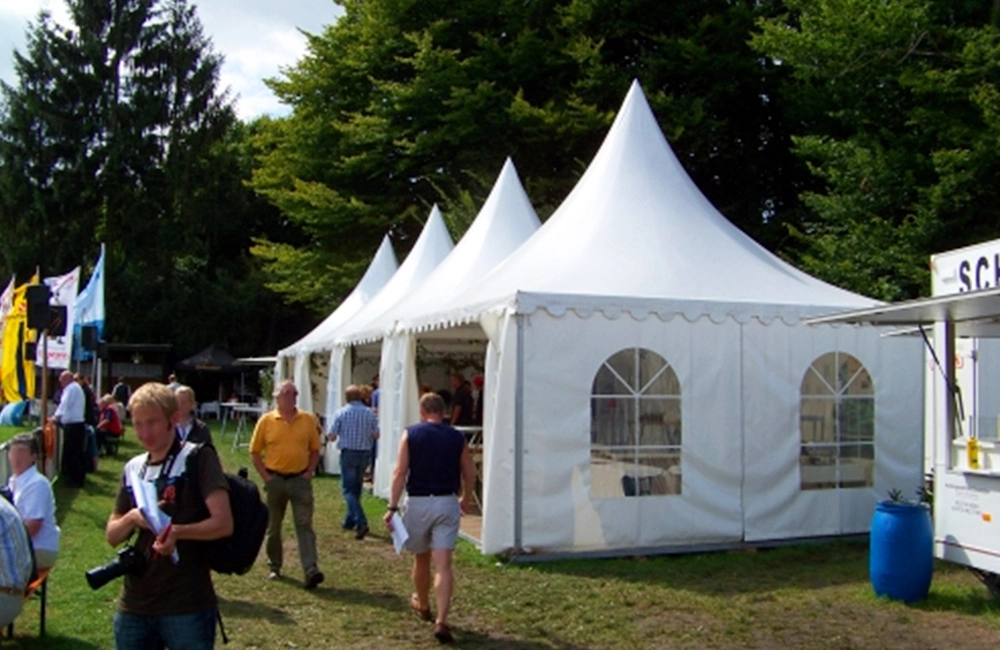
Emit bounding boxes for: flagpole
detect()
[40,329,48,472]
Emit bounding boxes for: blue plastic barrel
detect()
[869,501,933,602]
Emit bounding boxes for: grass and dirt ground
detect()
[1,422,999,649]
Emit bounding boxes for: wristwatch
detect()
[387,506,399,512]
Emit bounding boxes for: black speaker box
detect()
[81,324,98,351]
[47,305,67,337]
[26,285,51,330]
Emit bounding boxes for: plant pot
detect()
[869,500,933,603]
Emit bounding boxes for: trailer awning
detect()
[805,286,1000,337]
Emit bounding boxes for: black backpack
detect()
[205,468,269,575]
[186,446,269,575]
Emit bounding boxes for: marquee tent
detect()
[379,81,925,557]
[274,235,398,412]
[327,161,542,478]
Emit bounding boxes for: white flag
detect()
[0,275,14,328]
[42,267,80,369]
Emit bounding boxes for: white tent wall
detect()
[480,310,519,554]
[506,309,744,554]
[292,352,313,413]
[467,305,924,556]
[741,321,924,542]
[374,334,420,498]
[323,346,349,474]
[309,352,330,416]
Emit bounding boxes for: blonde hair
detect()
[128,382,178,420]
[175,385,196,403]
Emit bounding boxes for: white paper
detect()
[128,468,179,563]
[390,512,408,554]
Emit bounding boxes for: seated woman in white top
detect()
[6,433,60,569]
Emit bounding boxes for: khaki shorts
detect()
[403,496,460,553]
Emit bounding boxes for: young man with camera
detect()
[103,382,233,649]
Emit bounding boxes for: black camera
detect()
[85,546,145,590]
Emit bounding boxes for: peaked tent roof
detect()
[330,205,454,346]
[344,158,542,345]
[280,235,398,356]
[176,344,237,373]
[407,80,877,331]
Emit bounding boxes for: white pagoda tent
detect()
[385,81,924,557]
[319,202,455,411]
[326,159,541,494]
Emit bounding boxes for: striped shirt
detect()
[0,497,34,590]
[327,401,378,451]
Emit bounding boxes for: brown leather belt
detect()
[0,586,24,597]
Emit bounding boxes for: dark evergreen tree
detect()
[0,0,294,356]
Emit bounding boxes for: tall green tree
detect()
[251,0,800,312]
[0,0,292,355]
[752,0,1000,300]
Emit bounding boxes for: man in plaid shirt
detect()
[327,385,380,539]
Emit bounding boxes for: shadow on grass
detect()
[218,595,295,625]
[5,632,103,649]
[519,539,874,597]
[52,437,140,525]
[310,585,409,615]
[912,590,1000,617]
[446,628,594,650]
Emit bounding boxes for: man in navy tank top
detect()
[384,392,475,644]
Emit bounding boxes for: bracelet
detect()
[387,506,399,512]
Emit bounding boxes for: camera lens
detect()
[85,547,144,590]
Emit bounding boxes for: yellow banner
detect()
[1,277,38,403]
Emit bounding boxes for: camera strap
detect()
[139,439,189,499]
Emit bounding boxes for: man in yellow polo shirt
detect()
[250,380,324,589]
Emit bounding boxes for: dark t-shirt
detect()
[82,384,98,427]
[113,442,228,616]
[406,421,466,496]
[452,382,475,426]
[112,382,131,407]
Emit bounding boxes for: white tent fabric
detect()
[405,81,871,335]
[361,159,542,496]
[342,158,542,347]
[282,235,398,358]
[322,205,454,427]
[380,80,923,557]
[273,235,398,397]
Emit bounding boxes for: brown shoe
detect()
[434,622,454,644]
[410,593,432,621]
[305,568,324,589]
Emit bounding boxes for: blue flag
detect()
[73,245,105,361]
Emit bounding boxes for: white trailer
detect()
[808,238,1000,598]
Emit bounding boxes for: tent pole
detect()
[513,313,524,554]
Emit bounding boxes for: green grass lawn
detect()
[0,421,999,649]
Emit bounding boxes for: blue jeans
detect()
[114,608,217,649]
[340,449,370,530]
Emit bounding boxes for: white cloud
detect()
[0,0,342,120]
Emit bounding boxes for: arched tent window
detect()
[800,352,875,490]
[590,348,681,498]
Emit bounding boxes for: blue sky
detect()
[0,0,344,120]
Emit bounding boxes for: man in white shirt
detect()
[52,370,87,487]
[7,433,59,569]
